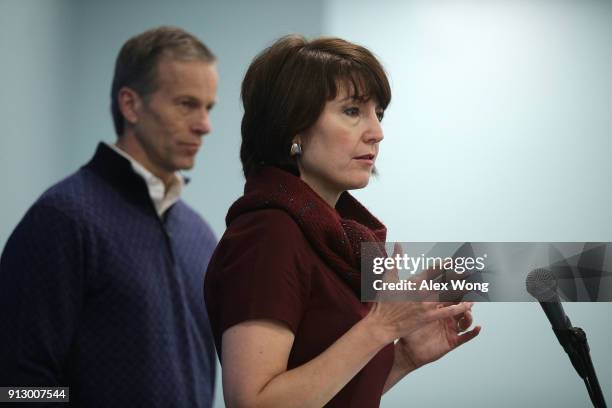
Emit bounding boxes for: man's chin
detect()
[175,159,196,172]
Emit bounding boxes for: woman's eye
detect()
[344,107,360,117]
[376,110,384,122]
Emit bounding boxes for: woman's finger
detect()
[424,301,473,323]
[455,310,473,331]
[454,325,482,347]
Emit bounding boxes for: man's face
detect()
[131,58,218,178]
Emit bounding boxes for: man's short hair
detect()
[110,26,215,136]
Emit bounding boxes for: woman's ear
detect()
[290,137,303,157]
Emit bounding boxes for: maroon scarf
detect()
[226,166,387,296]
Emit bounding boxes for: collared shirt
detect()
[105,142,184,217]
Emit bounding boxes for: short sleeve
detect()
[204,209,312,354]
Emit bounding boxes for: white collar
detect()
[105,142,185,217]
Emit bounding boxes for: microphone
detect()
[526,268,607,408]
[525,268,572,333]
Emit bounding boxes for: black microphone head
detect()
[526,268,558,302]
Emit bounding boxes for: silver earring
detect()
[290,142,302,156]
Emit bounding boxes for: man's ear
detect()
[117,87,143,126]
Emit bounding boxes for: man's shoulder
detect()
[34,167,102,217]
[30,167,115,230]
[4,169,100,245]
[170,200,216,238]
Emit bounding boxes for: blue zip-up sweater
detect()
[0,143,217,407]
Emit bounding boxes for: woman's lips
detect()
[354,154,375,165]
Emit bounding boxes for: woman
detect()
[204,35,480,407]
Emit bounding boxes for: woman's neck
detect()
[298,173,342,208]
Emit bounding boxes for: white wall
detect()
[325,1,612,406]
[0,1,324,407]
[2,1,611,406]
[63,0,324,238]
[1,0,324,244]
[0,0,73,245]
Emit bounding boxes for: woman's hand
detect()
[372,243,480,368]
[221,301,475,407]
[362,299,476,347]
[394,303,481,372]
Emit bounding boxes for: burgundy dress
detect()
[204,208,394,407]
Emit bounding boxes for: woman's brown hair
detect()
[240,34,391,178]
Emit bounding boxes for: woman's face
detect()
[297,86,384,206]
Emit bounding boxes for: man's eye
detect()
[181,100,197,108]
[344,107,360,117]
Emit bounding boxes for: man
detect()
[0,26,219,407]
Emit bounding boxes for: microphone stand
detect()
[553,325,607,408]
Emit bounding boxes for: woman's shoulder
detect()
[206,208,313,299]
[224,208,304,243]
[204,209,314,341]
[209,209,313,269]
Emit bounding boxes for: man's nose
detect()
[192,111,211,135]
